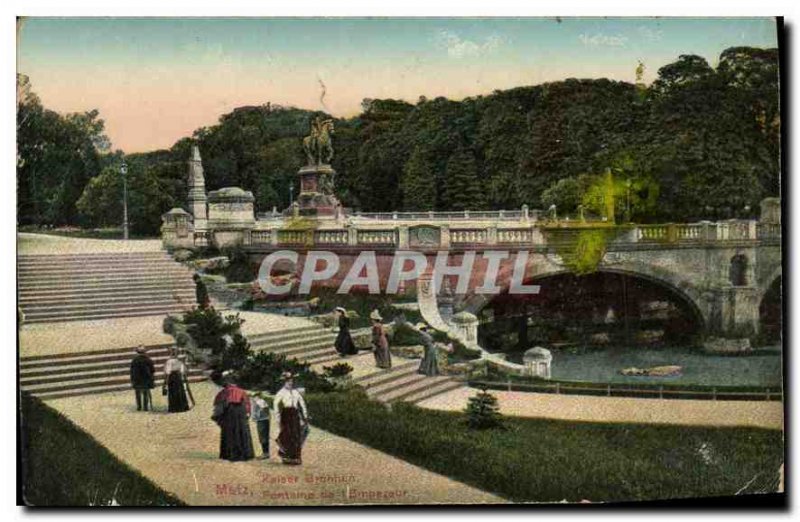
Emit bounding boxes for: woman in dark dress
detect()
[163,350,191,413]
[334,307,358,357]
[416,324,440,376]
[212,372,255,462]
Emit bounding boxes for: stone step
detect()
[20,342,175,363]
[352,360,419,386]
[21,355,173,378]
[400,379,463,404]
[20,363,204,387]
[366,371,429,398]
[262,339,337,359]
[245,325,328,343]
[26,373,209,401]
[18,277,196,291]
[21,298,189,314]
[19,289,196,304]
[18,252,171,263]
[18,258,182,270]
[306,352,347,366]
[374,376,452,403]
[19,283,195,298]
[285,346,337,363]
[22,306,191,324]
[21,349,173,370]
[250,332,337,354]
[21,368,207,395]
[20,292,195,309]
[17,267,193,282]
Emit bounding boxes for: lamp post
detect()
[120,160,129,240]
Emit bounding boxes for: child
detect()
[251,391,272,459]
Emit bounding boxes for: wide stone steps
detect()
[245,323,348,365]
[18,251,198,324]
[19,343,209,400]
[354,360,462,404]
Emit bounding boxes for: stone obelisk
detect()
[187,145,208,231]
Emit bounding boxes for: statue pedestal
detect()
[290,164,341,217]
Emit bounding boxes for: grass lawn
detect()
[19,393,184,506]
[308,390,783,503]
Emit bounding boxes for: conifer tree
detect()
[401,146,437,210]
[465,385,503,430]
[443,148,486,211]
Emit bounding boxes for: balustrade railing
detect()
[278,230,309,245]
[315,230,349,244]
[450,229,488,244]
[357,229,396,245]
[497,228,533,244]
[353,209,530,221]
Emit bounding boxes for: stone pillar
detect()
[440,225,451,249]
[487,226,498,246]
[270,228,279,246]
[187,145,208,231]
[398,225,409,249]
[720,286,761,336]
[347,226,358,246]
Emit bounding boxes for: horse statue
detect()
[303,117,335,166]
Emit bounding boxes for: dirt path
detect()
[417,387,783,430]
[46,382,504,506]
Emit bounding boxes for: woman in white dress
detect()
[273,372,309,465]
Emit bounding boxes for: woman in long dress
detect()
[370,310,392,369]
[274,372,309,465]
[333,307,358,357]
[416,324,440,376]
[212,372,255,462]
[163,349,191,413]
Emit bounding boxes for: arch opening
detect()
[758,276,782,345]
[477,270,705,354]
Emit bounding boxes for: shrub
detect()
[464,385,504,430]
[235,351,335,394]
[322,362,353,378]
[222,246,255,283]
[181,307,245,355]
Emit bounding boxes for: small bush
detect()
[235,351,335,394]
[322,362,353,378]
[464,385,504,430]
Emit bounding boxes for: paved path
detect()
[417,387,784,430]
[46,383,504,506]
[18,233,164,255]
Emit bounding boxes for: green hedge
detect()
[19,393,184,506]
[307,390,783,503]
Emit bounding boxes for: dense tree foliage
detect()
[17,46,781,235]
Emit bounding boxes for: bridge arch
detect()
[460,255,710,332]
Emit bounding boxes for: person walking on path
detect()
[370,310,392,369]
[130,345,156,411]
[212,372,256,462]
[163,349,191,413]
[251,391,272,460]
[333,307,358,357]
[193,273,210,309]
[274,372,309,465]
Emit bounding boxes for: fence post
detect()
[607,384,611,396]
[712,387,717,401]
[659,386,663,399]
[555,382,560,395]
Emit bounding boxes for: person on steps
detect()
[370,310,392,369]
[333,307,358,357]
[130,345,156,411]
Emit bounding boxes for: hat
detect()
[416,322,431,331]
[335,306,346,314]
[135,345,146,354]
[370,309,383,321]
[281,371,294,381]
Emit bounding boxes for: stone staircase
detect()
[20,343,208,401]
[247,323,344,366]
[353,360,464,404]
[18,252,196,324]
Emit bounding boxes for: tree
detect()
[400,147,437,210]
[443,148,485,211]
[465,386,503,430]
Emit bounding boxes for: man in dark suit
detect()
[130,345,156,411]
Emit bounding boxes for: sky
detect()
[17,17,779,153]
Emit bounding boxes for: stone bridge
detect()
[161,148,782,340]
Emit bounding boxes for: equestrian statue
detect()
[303,116,335,166]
